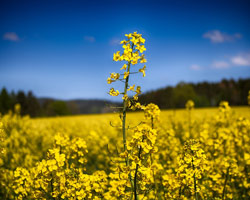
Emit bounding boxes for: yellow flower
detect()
[144,103,160,120]
[125,33,132,38]
[131,37,139,45]
[109,88,120,96]
[185,100,194,110]
[136,86,141,94]
[124,45,132,54]
[107,77,112,84]
[113,51,120,61]
[140,54,147,63]
[120,40,127,44]
[139,37,145,44]
[139,65,146,77]
[128,84,135,91]
[110,73,120,80]
[123,72,129,79]
[135,45,146,53]
[131,59,138,65]
[122,94,128,100]
[120,64,127,70]
[133,94,138,101]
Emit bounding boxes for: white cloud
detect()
[109,38,120,46]
[190,64,201,70]
[231,54,250,66]
[191,53,250,71]
[212,61,230,69]
[203,30,242,43]
[84,36,95,42]
[3,32,20,41]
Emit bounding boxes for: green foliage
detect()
[0,88,14,114]
[173,82,196,107]
[139,78,250,109]
[47,101,71,116]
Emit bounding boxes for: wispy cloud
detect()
[109,38,120,46]
[203,30,242,43]
[84,36,95,42]
[211,53,250,70]
[212,61,230,69]
[231,54,250,66]
[190,64,201,71]
[3,32,20,41]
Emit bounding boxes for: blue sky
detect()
[0,0,250,100]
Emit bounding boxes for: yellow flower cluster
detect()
[176,140,208,197]
[107,123,158,198]
[128,124,157,154]
[12,133,108,200]
[104,171,131,199]
[219,101,231,113]
[214,100,232,126]
[185,100,195,110]
[143,103,160,122]
[107,32,147,110]
[0,101,249,199]
[128,124,158,191]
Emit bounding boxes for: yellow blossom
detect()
[128,84,135,91]
[136,86,141,94]
[123,72,129,79]
[113,51,120,61]
[139,65,146,77]
[109,88,120,96]
[120,64,127,70]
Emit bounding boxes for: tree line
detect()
[139,78,250,109]
[0,89,70,117]
[0,78,249,117]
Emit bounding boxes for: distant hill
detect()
[38,98,121,115]
[66,99,121,114]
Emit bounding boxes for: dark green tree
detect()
[47,101,71,116]
[0,88,12,114]
[27,91,41,117]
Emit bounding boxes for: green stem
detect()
[122,44,134,158]
[192,157,198,200]
[179,186,182,198]
[122,61,134,190]
[151,116,154,129]
[134,139,143,200]
[121,44,137,197]
[50,176,56,200]
[122,61,130,158]
[222,166,230,200]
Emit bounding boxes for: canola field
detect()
[1,32,250,200]
[0,104,250,199]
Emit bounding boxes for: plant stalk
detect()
[192,157,198,200]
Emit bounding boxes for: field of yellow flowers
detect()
[0,104,250,199]
[1,32,250,200]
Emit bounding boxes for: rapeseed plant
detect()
[107,32,150,199]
